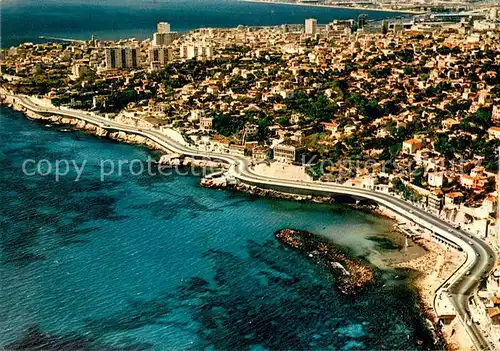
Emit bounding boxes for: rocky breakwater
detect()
[56,117,108,137]
[159,154,230,169]
[107,131,164,151]
[200,180,337,203]
[275,228,374,295]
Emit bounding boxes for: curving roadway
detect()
[9,94,498,350]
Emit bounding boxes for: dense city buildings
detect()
[149,21,180,69]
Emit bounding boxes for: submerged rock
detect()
[275,228,375,295]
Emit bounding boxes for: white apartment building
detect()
[305,18,317,36]
[157,22,171,34]
[189,109,205,122]
[273,144,303,163]
[71,63,90,78]
[491,8,498,21]
[428,172,444,187]
[180,44,214,60]
[148,46,173,67]
[153,32,178,46]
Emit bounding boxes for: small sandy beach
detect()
[374,205,471,349]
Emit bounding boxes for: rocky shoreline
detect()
[201,178,346,204]
[2,101,166,151]
[3,99,376,209]
[275,228,375,295]
[2,102,451,348]
[158,154,229,170]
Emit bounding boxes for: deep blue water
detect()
[0,107,437,350]
[0,0,406,47]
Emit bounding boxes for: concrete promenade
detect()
[7,94,498,350]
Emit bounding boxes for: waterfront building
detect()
[305,18,317,36]
[148,99,167,117]
[358,14,368,29]
[273,143,304,163]
[325,19,353,38]
[428,189,444,214]
[152,22,179,47]
[229,144,246,156]
[105,47,139,69]
[252,147,270,162]
[92,95,108,109]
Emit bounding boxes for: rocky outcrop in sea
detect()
[274,228,375,295]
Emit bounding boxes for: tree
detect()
[257,116,272,141]
[277,117,290,126]
[403,66,413,75]
[213,114,246,137]
[35,63,43,75]
[419,73,429,82]
[412,167,425,186]
[392,178,405,193]
[310,94,336,122]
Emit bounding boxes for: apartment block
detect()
[105,47,139,69]
[305,18,317,36]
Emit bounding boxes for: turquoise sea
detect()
[0,0,406,47]
[0,107,438,350]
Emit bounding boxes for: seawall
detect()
[2,99,166,151]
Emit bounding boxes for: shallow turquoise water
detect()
[0,107,435,350]
[1,0,406,47]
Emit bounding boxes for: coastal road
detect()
[10,94,498,350]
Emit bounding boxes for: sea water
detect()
[0,107,437,350]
